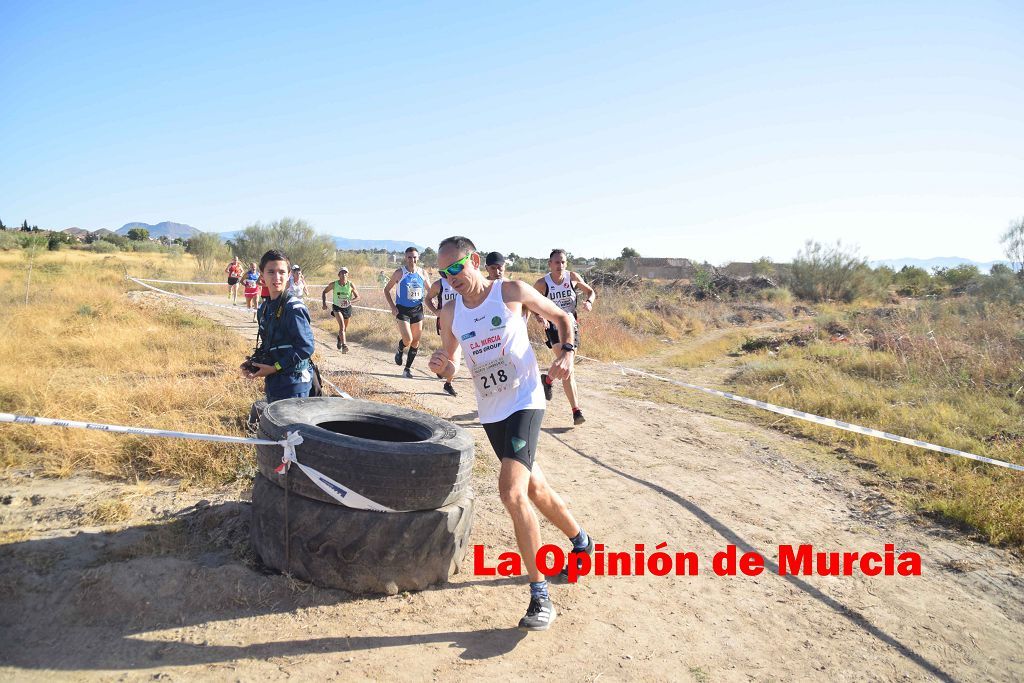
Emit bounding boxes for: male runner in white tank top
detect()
[533,249,596,426]
[429,236,594,632]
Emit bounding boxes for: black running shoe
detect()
[341,344,349,354]
[336,335,342,350]
[518,597,556,631]
[403,367,413,379]
[541,374,553,401]
[394,345,404,366]
[443,381,457,397]
[559,536,595,579]
[573,409,585,426]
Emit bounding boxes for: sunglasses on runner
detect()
[438,253,472,279]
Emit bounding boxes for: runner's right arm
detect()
[321,282,333,309]
[428,304,461,381]
[383,268,402,314]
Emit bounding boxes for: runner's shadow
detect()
[0,501,526,670]
[543,432,956,683]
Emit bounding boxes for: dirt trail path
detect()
[2,294,1022,682]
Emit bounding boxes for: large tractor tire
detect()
[255,397,473,511]
[249,474,475,594]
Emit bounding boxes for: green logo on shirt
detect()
[491,316,502,326]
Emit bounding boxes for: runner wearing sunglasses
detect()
[429,236,594,632]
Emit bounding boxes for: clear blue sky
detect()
[2,1,1021,263]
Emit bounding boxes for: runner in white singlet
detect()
[429,236,594,633]
[533,249,596,426]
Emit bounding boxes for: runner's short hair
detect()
[439,236,477,256]
[259,249,290,272]
[405,246,419,255]
[549,248,567,260]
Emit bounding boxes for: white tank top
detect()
[544,272,577,316]
[452,281,546,423]
[439,278,457,308]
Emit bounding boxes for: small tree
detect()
[935,264,980,292]
[1000,216,1024,276]
[990,263,1013,276]
[20,220,30,232]
[894,266,932,297]
[752,256,775,277]
[789,240,871,303]
[127,227,150,241]
[0,218,6,231]
[186,232,227,279]
[421,246,437,267]
[229,218,335,275]
[621,247,640,259]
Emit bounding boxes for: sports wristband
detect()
[273,362,282,372]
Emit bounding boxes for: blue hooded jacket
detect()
[257,292,315,395]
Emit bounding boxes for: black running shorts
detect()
[544,319,580,349]
[227,277,240,286]
[396,303,424,324]
[482,409,544,471]
[332,304,353,319]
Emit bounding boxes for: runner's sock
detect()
[405,346,418,369]
[571,528,590,552]
[530,580,549,601]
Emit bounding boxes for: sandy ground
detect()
[1,292,1022,682]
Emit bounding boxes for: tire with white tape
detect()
[255,397,474,511]
[250,474,475,594]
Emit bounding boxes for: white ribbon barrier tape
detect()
[0,412,395,511]
[131,278,225,286]
[274,451,394,512]
[613,365,1024,474]
[128,277,243,311]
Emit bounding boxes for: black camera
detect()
[243,349,273,374]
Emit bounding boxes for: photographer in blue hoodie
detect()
[240,249,315,402]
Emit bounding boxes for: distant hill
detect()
[869,256,1015,274]
[116,221,202,239]
[62,227,89,238]
[332,236,424,252]
[217,231,423,252]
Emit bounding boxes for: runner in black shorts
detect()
[482,408,543,471]
[384,248,431,378]
[394,303,424,324]
[534,249,596,426]
[429,235,594,633]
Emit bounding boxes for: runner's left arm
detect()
[507,281,575,381]
[350,283,360,303]
[571,271,596,312]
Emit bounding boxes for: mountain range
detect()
[868,257,1014,274]
[115,221,202,239]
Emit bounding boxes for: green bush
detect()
[90,240,119,254]
[789,240,873,303]
[894,266,933,297]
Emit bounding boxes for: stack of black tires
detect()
[249,397,475,594]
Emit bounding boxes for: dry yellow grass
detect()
[0,250,264,486]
